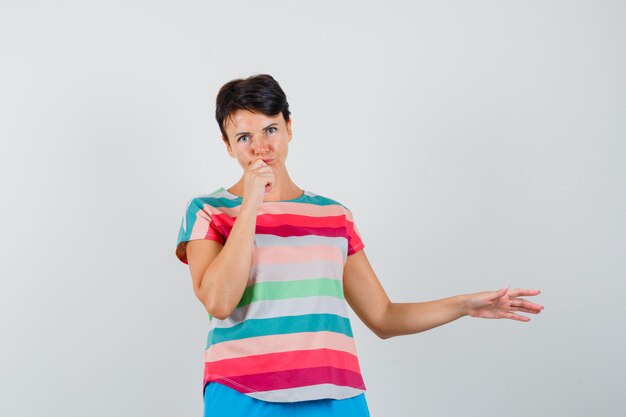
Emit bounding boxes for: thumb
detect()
[249,158,266,169]
[487,286,509,302]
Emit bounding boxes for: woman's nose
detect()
[253,137,269,154]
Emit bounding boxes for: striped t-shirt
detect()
[175,186,367,403]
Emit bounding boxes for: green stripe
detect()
[237,278,343,308]
[206,313,353,347]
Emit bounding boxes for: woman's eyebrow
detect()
[236,123,278,137]
[264,123,278,129]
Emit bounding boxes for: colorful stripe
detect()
[207,348,361,378]
[206,314,353,347]
[245,384,365,402]
[249,257,345,282]
[237,278,344,308]
[251,244,345,266]
[205,331,358,362]
[210,297,349,330]
[208,367,365,392]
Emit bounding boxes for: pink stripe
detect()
[206,348,361,378]
[205,331,357,362]
[206,366,366,392]
[189,209,211,240]
[252,244,343,265]
[347,219,364,255]
[254,224,347,239]
[256,213,345,228]
[204,202,352,221]
[258,203,349,217]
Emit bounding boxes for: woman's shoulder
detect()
[183,187,239,212]
[304,189,353,212]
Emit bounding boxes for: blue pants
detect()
[203,382,371,417]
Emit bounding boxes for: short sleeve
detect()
[346,208,365,256]
[175,197,226,265]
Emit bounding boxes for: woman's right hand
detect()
[241,158,275,209]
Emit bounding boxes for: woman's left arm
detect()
[342,250,544,339]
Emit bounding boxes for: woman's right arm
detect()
[186,202,259,319]
[185,158,274,319]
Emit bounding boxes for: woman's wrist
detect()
[239,201,260,218]
[456,293,470,318]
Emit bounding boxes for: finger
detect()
[487,286,509,302]
[503,312,530,322]
[509,306,541,314]
[510,298,544,311]
[264,173,275,189]
[508,288,541,297]
[249,158,267,168]
[257,163,275,173]
[255,166,273,175]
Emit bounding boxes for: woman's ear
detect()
[287,118,293,142]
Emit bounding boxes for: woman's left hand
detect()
[465,287,544,322]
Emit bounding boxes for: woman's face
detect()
[223,109,293,171]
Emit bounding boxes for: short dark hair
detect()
[215,74,291,145]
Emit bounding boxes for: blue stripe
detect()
[206,313,353,348]
[197,191,348,209]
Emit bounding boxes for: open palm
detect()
[466,287,544,322]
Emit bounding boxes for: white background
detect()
[1,1,625,416]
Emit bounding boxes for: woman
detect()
[175,74,544,416]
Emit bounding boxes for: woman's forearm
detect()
[377,295,469,339]
[199,202,258,319]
